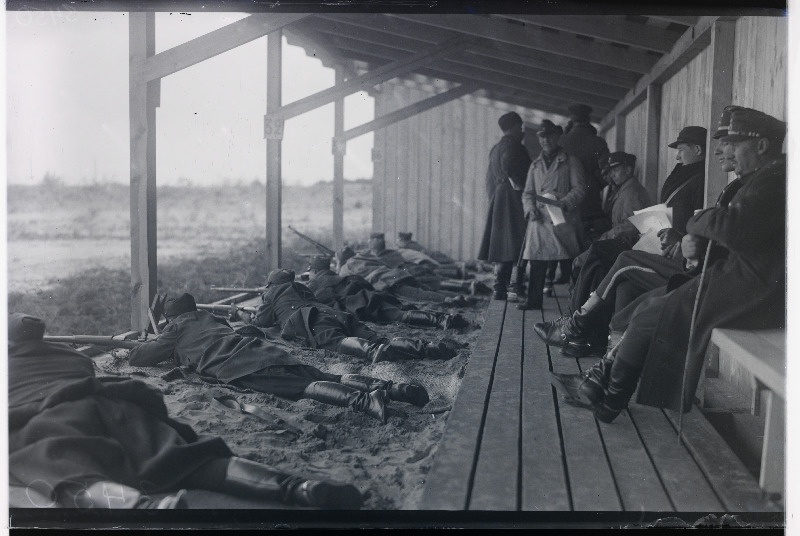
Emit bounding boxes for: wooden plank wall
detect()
[732,16,787,122]
[604,125,617,152]
[657,45,712,194]
[372,81,526,260]
[623,100,648,185]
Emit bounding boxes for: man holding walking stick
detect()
[549,107,786,422]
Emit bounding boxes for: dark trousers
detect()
[520,260,548,307]
[493,261,514,293]
[231,365,339,399]
[611,293,664,369]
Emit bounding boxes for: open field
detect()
[7,180,372,293]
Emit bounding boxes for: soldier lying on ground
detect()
[127,294,430,423]
[244,269,459,366]
[548,107,786,423]
[303,255,469,330]
[8,313,363,509]
[336,242,486,306]
[395,231,456,265]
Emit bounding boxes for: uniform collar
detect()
[534,149,566,165]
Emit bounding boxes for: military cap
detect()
[8,313,46,343]
[667,126,707,149]
[498,111,523,131]
[537,119,563,137]
[720,107,786,145]
[309,255,333,271]
[568,103,593,121]
[369,232,385,240]
[165,293,197,317]
[598,154,611,173]
[712,105,744,139]
[267,269,295,286]
[398,232,413,241]
[607,151,636,169]
[336,246,355,265]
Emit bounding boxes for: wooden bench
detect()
[420,286,781,513]
[701,328,786,495]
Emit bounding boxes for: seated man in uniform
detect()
[549,107,786,423]
[247,269,458,365]
[535,108,742,358]
[304,255,469,330]
[128,294,430,424]
[568,127,707,313]
[9,313,363,509]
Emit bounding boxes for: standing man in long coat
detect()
[518,119,586,310]
[478,111,532,300]
[549,107,786,422]
[560,103,610,247]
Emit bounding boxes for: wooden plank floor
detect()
[421,283,781,512]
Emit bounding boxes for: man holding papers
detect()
[517,120,586,310]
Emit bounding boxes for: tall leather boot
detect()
[593,360,642,423]
[219,456,362,509]
[400,310,467,330]
[340,374,430,407]
[381,337,456,362]
[577,357,614,404]
[302,381,387,423]
[336,337,389,364]
[518,261,546,310]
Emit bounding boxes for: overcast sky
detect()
[6,11,375,186]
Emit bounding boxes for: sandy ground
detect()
[92,294,490,510]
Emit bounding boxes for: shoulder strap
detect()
[663,176,693,205]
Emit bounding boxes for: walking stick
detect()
[677,239,713,441]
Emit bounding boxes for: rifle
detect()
[43,336,144,349]
[287,226,335,257]
[196,303,259,315]
[211,286,268,294]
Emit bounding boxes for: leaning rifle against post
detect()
[287,225,335,257]
[211,285,268,294]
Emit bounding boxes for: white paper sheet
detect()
[542,193,566,225]
[628,204,673,234]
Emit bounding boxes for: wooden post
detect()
[704,20,736,207]
[332,66,345,251]
[614,113,626,152]
[643,84,662,201]
[265,31,283,271]
[129,12,158,332]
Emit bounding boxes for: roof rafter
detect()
[496,14,676,53]
[386,14,658,74]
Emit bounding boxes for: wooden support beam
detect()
[645,15,701,27]
[500,14,676,54]
[314,14,640,90]
[265,31,282,272]
[643,84,662,200]
[598,16,724,132]
[615,114,626,152]
[129,12,158,332]
[270,37,467,122]
[704,20,737,207]
[339,84,476,142]
[332,66,345,251]
[135,13,308,82]
[325,36,617,112]
[388,14,658,74]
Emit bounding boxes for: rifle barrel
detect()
[44,336,143,349]
[196,304,259,314]
[211,286,266,293]
[288,226,335,256]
